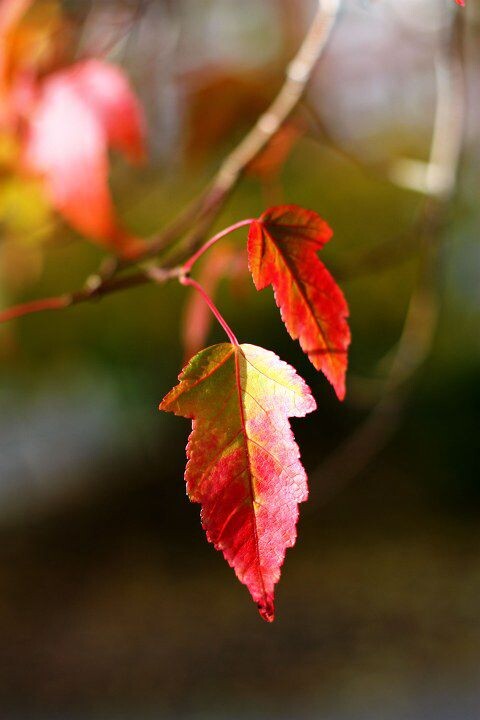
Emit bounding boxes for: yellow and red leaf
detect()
[160,342,316,621]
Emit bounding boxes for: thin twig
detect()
[0,0,341,324]
[134,0,342,266]
[181,218,254,275]
[0,266,182,324]
[180,276,239,347]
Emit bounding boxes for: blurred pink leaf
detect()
[65,60,145,163]
[23,60,146,257]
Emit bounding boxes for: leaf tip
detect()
[258,598,275,623]
[335,379,346,402]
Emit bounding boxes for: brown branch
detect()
[0,266,182,324]
[0,0,341,325]
[135,0,342,265]
[0,296,71,323]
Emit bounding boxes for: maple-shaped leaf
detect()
[22,59,145,257]
[248,205,350,401]
[160,342,316,621]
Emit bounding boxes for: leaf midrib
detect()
[233,346,268,608]
[265,225,333,357]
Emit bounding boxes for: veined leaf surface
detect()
[160,342,316,621]
[248,205,350,400]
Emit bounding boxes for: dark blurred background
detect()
[0,0,479,718]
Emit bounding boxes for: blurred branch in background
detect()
[0,0,342,324]
[310,6,467,507]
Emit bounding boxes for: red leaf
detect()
[160,342,316,621]
[248,205,350,401]
[22,60,146,257]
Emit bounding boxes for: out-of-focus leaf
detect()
[0,0,64,111]
[247,121,304,180]
[64,60,145,163]
[183,66,279,164]
[0,132,19,167]
[22,60,146,257]
[0,175,51,238]
[0,237,43,292]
